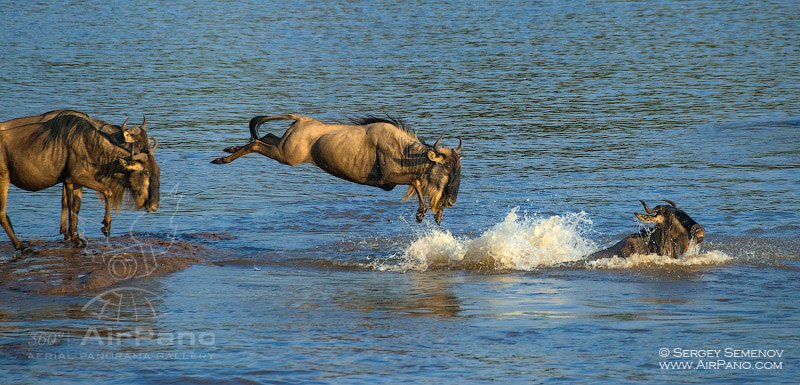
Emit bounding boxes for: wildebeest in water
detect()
[0,110,160,246]
[0,113,160,252]
[588,200,705,260]
[212,114,462,224]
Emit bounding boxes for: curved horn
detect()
[662,199,677,208]
[140,115,147,131]
[121,117,129,131]
[150,137,158,152]
[433,135,443,152]
[639,200,654,214]
[455,137,462,153]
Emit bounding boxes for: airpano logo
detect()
[77,184,215,354]
[79,287,215,349]
[26,185,216,361]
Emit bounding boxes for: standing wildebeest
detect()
[0,113,159,251]
[56,111,159,246]
[212,114,462,224]
[0,110,160,246]
[588,200,706,260]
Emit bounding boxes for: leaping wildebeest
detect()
[212,114,462,224]
[0,110,160,246]
[588,199,705,260]
[0,113,160,252]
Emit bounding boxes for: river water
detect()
[1,0,798,383]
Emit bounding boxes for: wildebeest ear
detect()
[427,149,445,164]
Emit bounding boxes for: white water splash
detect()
[370,208,734,272]
[377,208,599,272]
[586,250,732,269]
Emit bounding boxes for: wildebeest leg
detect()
[68,187,86,247]
[411,180,427,223]
[675,235,690,258]
[212,139,286,164]
[70,176,114,237]
[434,209,444,225]
[60,184,69,240]
[223,134,280,153]
[60,183,82,244]
[0,174,28,252]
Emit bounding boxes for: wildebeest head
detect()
[635,199,705,257]
[117,117,160,212]
[424,137,462,213]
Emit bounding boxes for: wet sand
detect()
[0,236,217,295]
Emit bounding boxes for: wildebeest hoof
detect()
[434,211,443,225]
[416,211,425,223]
[15,242,32,254]
[211,157,229,164]
[101,226,110,237]
[72,237,87,248]
[222,146,241,153]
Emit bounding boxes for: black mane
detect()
[33,114,133,210]
[349,114,415,135]
[35,114,110,148]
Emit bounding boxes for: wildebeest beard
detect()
[397,143,455,210]
[444,161,461,203]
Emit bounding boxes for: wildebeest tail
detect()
[249,114,306,141]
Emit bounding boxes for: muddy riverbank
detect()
[0,236,221,295]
